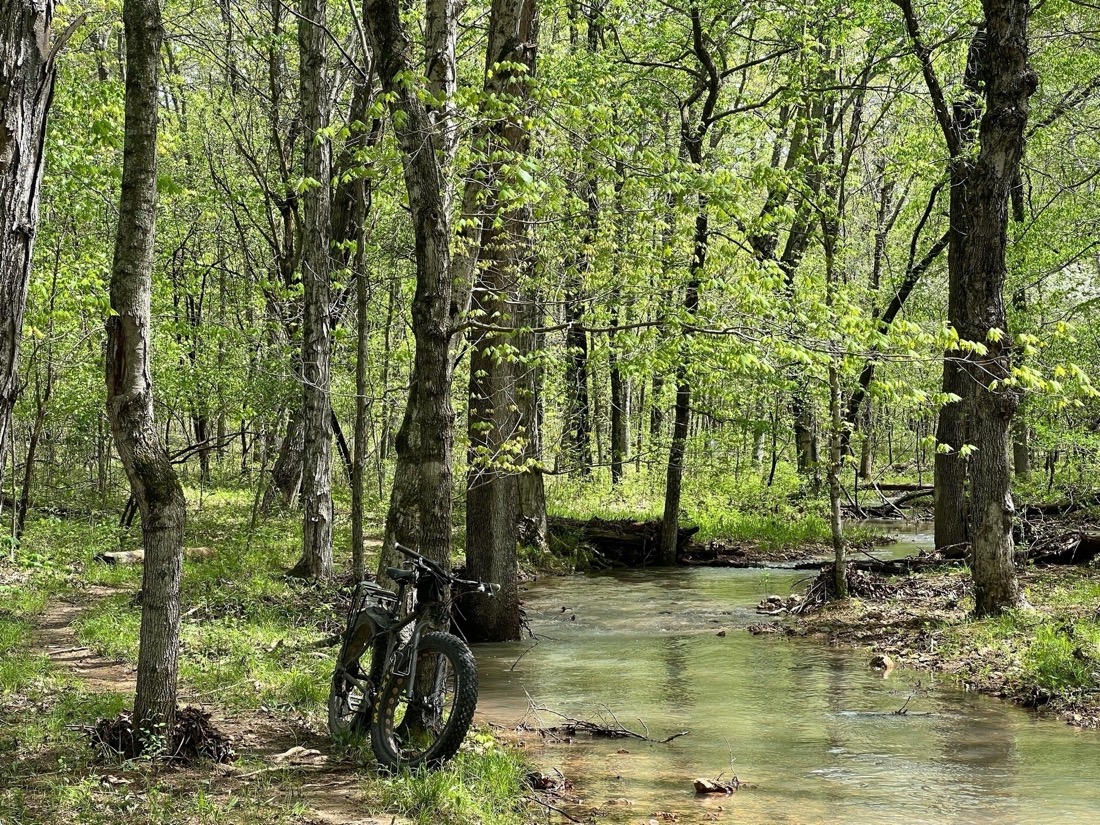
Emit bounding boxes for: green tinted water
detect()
[474,530,1100,823]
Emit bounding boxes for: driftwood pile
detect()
[547,516,698,567]
[1026,530,1100,566]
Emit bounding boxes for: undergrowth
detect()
[1,484,533,825]
[545,464,879,549]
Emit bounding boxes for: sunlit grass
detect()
[544,463,863,549]
[367,733,529,825]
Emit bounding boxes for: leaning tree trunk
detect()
[658,201,706,566]
[106,0,188,744]
[262,406,304,510]
[961,0,1035,615]
[290,0,334,579]
[0,0,62,482]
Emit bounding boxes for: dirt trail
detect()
[33,584,135,693]
[28,587,407,825]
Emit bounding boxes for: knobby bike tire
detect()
[328,631,385,740]
[370,631,478,770]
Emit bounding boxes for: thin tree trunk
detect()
[106,0,187,744]
[659,201,706,566]
[263,407,304,510]
[351,254,369,580]
[291,0,334,579]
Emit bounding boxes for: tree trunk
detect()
[466,220,520,639]
[659,202,706,566]
[263,407,304,510]
[934,175,970,556]
[961,0,1035,615]
[563,281,592,474]
[351,239,369,580]
[365,0,457,595]
[828,362,847,599]
[516,288,548,551]
[462,0,538,642]
[610,354,628,484]
[0,0,62,482]
[1012,418,1031,481]
[106,0,187,743]
[291,0,334,579]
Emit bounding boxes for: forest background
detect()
[3,0,1100,821]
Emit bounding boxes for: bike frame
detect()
[339,553,460,710]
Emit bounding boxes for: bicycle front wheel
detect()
[370,631,478,769]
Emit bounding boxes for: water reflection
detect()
[475,555,1100,822]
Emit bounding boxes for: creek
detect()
[474,526,1100,823]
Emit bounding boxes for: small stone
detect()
[869,653,895,672]
[716,630,727,637]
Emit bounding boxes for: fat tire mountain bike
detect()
[327,543,498,769]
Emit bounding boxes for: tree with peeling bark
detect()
[105,0,188,745]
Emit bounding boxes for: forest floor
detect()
[0,495,535,825]
[786,558,1100,729]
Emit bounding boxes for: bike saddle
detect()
[386,567,416,584]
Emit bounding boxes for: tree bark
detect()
[658,6,718,566]
[263,406,304,510]
[961,0,1035,615]
[351,209,369,581]
[0,0,62,482]
[291,0,334,579]
[365,0,456,591]
[106,0,188,742]
[563,234,593,473]
[462,0,539,642]
[934,171,971,555]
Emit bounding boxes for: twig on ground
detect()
[519,700,689,744]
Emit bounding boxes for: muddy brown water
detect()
[474,526,1100,823]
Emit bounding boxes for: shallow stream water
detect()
[474,527,1100,823]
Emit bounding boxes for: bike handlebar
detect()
[394,543,499,597]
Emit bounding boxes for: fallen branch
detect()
[519,701,688,744]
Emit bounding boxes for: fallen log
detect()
[547,516,698,567]
[1020,494,1100,519]
[1027,531,1100,566]
[94,546,217,565]
[846,488,935,519]
[857,483,934,493]
[789,555,960,575]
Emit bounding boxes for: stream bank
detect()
[788,562,1100,730]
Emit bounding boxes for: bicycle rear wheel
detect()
[328,624,384,739]
[370,631,478,769]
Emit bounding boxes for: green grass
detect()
[367,734,529,825]
[945,581,1100,695]
[1,487,535,825]
[544,464,870,549]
